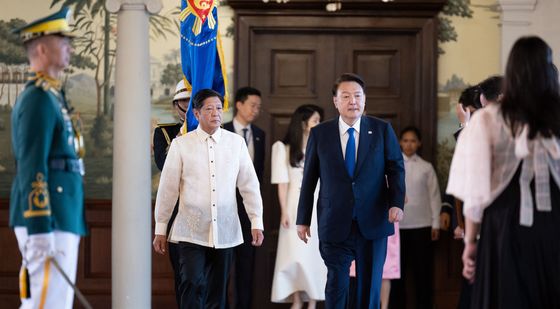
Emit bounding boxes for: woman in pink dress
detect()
[380,222,400,309]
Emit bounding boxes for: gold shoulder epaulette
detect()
[29,72,62,92]
[157,122,180,128]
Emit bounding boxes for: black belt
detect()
[49,158,83,173]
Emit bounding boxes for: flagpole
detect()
[106,0,162,308]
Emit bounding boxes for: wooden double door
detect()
[231,10,458,308]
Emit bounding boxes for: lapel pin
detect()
[256,137,260,141]
[368,131,373,134]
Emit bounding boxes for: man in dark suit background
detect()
[223,86,265,309]
[297,73,405,308]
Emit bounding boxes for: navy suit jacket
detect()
[296,116,405,243]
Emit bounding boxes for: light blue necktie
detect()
[345,127,356,177]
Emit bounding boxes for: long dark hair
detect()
[283,104,324,167]
[501,36,560,139]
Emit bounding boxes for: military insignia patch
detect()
[24,173,51,218]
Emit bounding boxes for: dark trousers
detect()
[391,227,433,309]
[228,197,256,309]
[320,221,387,309]
[233,240,255,309]
[167,203,181,308]
[457,277,472,309]
[169,243,181,307]
[177,242,233,309]
[347,276,358,309]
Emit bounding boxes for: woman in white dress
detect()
[271,104,327,309]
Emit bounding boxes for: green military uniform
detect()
[10,71,87,236]
[10,7,88,308]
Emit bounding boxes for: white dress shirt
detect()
[447,103,560,226]
[400,153,442,229]
[233,118,254,161]
[154,127,264,249]
[338,116,360,161]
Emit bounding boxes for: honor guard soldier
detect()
[10,7,87,309]
[152,79,191,306]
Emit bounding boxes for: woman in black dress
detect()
[447,36,560,309]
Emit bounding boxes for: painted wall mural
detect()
[0,0,500,199]
[435,0,500,189]
[0,0,235,199]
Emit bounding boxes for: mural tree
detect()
[0,19,27,65]
[50,0,178,116]
[72,8,116,117]
[160,49,182,91]
[160,63,183,89]
[0,18,27,106]
[1,17,98,100]
[438,0,473,54]
[51,0,113,116]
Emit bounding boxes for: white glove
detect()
[25,233,55,264]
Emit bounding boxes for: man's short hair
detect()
[332,73,365,96]
[233,86,261,115]
[24,40,39,58]
[234,86,261,104]
[192,89,224,110]
[23,35,49,58]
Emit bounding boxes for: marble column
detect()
[105,0,162,307]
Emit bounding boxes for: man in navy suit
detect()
[297,73,405,309]
[223,86,265,309]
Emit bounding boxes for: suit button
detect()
[56,186,63,193]
[352,182,355,186]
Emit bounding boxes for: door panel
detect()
[248,31,336,308]
[335,33,417,135]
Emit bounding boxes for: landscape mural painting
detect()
[0,0,235,199]
[0,0,499,199]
